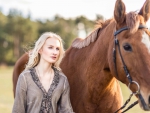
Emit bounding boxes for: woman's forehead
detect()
[44,37,60,46]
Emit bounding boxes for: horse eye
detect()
[123,44,132,51]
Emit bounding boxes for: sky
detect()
[0,0,150,26]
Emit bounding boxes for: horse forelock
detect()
[126,11,140,34]
[72,19,113,49]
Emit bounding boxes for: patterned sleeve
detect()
[58,78,75,113]
[12,73,27,113]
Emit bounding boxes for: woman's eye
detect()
[56,48,60,51]
[123,44,132,51]
[48,47,53,49]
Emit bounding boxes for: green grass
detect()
[0,67,150,113]
[0,67,14,113]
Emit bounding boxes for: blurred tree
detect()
[0,11,10,64]
[96,14,104,21]
[53,15,77,49]
[37,15,78,49]
[4,9,38,63]
[75,16,95,36]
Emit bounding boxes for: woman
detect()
[12,32,74,113]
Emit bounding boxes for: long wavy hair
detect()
[25,32,65,70]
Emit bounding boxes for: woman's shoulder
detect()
[53,67,67,78]
[19,68,33,79]
[53,67,69,83]
[21,69,31,75]
[21,69,31,74]
[59,71,67,79]
[18,68,36,85]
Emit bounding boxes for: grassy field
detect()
[0,67,14,113]
[0,67,149,113]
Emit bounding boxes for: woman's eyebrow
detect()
[47,44,53,46]
[47,44,60,48]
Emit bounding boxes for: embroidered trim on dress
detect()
[30,67,59,113]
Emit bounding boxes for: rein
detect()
[113,25,148,113]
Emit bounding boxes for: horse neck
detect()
[86,21,117,94]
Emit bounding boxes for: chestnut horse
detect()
[13,0,150,112]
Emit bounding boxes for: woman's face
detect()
[39,37,60,64]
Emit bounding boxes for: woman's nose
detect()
[53,49,58,55]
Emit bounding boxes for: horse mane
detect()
[72,19,113,49]
[72,11,141,49]
[126,11,140,34]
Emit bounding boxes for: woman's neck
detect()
[36,60,53,77]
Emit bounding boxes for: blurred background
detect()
[0,0,150,113]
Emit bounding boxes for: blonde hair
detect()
[25,32,65,70]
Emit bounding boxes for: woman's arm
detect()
[12,73,27,113]
[58,78,74,113]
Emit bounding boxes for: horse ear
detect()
[138,0,150,22]
[114,0,126,24]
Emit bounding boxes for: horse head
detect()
[110,0,150,111]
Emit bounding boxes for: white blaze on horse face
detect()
[141,32,150,53]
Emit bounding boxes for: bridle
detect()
[113,25,148,113]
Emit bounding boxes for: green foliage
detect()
[0,10,103,65]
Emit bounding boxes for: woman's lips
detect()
[51,56,57,60]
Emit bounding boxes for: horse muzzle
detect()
[128,81,150,111]
[138,93,150,111]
